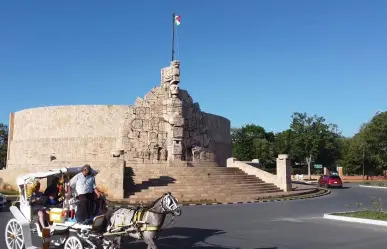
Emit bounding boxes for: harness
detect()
[106,195,179,238]
[131,209,161,232]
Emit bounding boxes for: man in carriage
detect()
[68,164,102,224]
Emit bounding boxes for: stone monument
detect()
[4,60,232,198]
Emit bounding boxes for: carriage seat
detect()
[50,225,70,235]
[91,214,106,231]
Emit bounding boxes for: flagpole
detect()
[172,13,175,61]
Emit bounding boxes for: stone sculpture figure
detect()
[161,60,180,89]
[160,148,167,161]
[192,146,202,160]
[151,145,159,160]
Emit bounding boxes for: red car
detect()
[318,175,343,188]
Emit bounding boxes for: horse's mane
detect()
[147,195,163,209]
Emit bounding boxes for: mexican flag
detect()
[175,15,181,26]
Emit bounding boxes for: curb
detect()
[358,185,387,189]
[109,188,331,208]
[324,213,387,227]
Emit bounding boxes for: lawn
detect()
[333,211,387,221]
[361,181,387,187]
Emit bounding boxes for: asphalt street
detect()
[1,183,387,249]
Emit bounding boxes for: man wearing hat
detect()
[68,164,101,223]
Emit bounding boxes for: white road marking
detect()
[271,216,322,222]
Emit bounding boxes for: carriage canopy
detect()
[16,166,99,186]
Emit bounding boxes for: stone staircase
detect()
[123,162,283,203]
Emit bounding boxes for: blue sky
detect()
[0,0,386,137]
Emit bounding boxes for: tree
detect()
[274,129,294,155]
[360,111,387,170]
[252,138,276,168]
[339,135,368,175]
[0,123,8,169]
[231,124,273,162]
[289,112,340,179]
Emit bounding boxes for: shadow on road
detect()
[123,227,278,249]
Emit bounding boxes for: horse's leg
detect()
[144,237,157,249]
[113,236,122,249]
[144,232,158,249]
[147,238,158,249]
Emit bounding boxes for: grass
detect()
[361,181,387,187]
[333,211,387,221]
[337,197,387,221]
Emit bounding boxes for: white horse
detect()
[102,192,182,249]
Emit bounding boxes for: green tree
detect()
[290,112,340,179]
[361,111,387,170]
[0,123,8,168]
[231,124,273,162]
[339,136,367,175]
[274,129,294,155]
[252,138,276,167]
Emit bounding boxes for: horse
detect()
[102,192,182,249]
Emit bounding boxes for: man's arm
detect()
[68,173,79,188]
[67,173,79,196]
[92,176,101,197]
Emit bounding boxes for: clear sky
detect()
[0,0,386,137]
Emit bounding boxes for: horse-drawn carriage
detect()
[5,167,181,249]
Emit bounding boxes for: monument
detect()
[4,60,232,199]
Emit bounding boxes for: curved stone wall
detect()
[201,112,232,166]
[7,104,232,167]
[11,105,130,140]
[7,105,131,167]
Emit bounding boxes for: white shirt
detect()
[69,172,96,195]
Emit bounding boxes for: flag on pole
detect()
[175,15,181,26]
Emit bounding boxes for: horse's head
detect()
[160,192,182,216]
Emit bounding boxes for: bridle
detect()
[148,193,181,216]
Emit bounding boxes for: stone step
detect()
[128,191,281,201]
[131,178,265,185]
[126,167,241,173]
[128,183,278,192]
[127,190,282,202]
[128,171,252,176]
[122,165,282,204]
[125,172,246,177]
[128,171,258,177]
[130,179,265,186]
[126,183,280,192]
[130,189,281,197]
[130,175,262,181]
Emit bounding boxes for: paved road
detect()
[1,184,387,249]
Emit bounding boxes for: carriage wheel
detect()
[64,236,84,249]
[5,218,24,249]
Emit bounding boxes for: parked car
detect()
[318,175,343,188]
[0,193,7,210]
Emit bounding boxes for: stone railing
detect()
[227,155,292,192]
